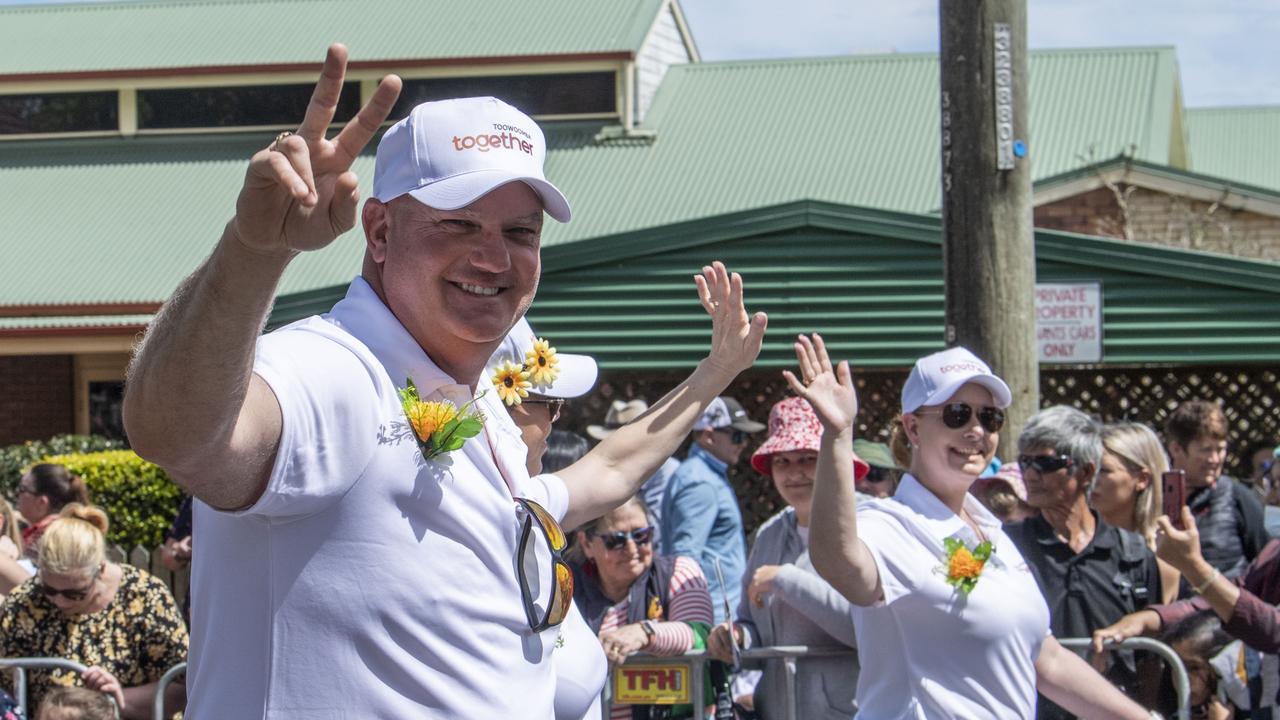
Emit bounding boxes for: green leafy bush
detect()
[0,434,123,499]
[39,450,181,550]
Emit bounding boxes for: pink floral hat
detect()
[750,396,869,480]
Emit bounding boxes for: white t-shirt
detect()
[851,474,1051,720]
[186,278,570,719]
[553,602,605,720]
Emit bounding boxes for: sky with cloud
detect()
[3,0,1275,108]
[678,0,1279,108]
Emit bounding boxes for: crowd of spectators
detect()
[1,385,1275,719]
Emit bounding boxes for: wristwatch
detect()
[640,620,657,644]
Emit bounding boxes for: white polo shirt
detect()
[186,278,568,719]
[852,474,1051,719]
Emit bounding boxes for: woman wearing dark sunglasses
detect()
[796,338,1153,719]
[0,504,188,718]
[568,496,713,720]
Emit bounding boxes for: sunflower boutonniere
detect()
[941,537,994,596]
[490,337,562,406]
[398,379,486,460]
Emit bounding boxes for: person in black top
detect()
[1007,406,1163,720]
[160,495,193,624]
[1165,400,1268,586]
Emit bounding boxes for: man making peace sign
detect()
[123,45,765,718]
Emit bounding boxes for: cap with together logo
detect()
[372,97,571,222]
[901,346,1013,413]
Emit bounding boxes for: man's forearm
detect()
[124,226,292,477]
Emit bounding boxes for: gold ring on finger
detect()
[271,130,294,152]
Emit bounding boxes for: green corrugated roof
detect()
[0,314,151,330]
[0,0,665,76]
[0,47,1189,309]
[1187,106,1280,193]
[260,201,1280,367]
[546,47,1185,242]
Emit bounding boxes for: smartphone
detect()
[1162,470,1187,530]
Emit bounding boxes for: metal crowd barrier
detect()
[152,662,186,720]
[0,657,190,720]
[1060,636,1191,720]
[0,658,117,718]
[613,638,1191,720]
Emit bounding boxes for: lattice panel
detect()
[1042,366,1280,476]
[557,366,1278,536]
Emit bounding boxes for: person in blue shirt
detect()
[661,396,764,623]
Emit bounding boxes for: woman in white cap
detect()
[792,334,1153,719]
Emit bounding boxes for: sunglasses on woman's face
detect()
[591,526,654,551]
[1018,454,1075,474]
[914,403,1005,433]
[521,397,565,423]
[515,497,573,633]
[38,567,100,602]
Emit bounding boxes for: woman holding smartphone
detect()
[792,335,1152,719]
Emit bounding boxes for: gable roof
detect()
[544,47,1187,244]
[0,46,1196,315]
[1187,106,1280,194]
[1033,155,1280,217]
[0,0,668,80]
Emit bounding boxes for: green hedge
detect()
[39,450,182,550]
[0,434,123,500]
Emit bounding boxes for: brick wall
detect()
[0,355,74,446]
[1035,186,1280,261]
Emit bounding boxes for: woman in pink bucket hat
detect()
[706,396,868,720]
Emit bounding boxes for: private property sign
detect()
[1036,283,1102,363]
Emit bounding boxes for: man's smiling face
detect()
[369,183,543,365]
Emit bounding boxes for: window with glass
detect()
[389,72,616,122]
[138,83,360,130]
[0,91,117,135]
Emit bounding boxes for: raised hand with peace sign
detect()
[232,43,401,257]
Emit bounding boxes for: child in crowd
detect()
[36,686,115,720]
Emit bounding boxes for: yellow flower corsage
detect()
[491,360,533,406]
[489,337,562,406]
[399,379,485,459]
[524,338,560,388]
[941,537,993,595]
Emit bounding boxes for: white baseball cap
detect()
[372,97,571,222]
[487,316,597,398]
[901,346,1013,413]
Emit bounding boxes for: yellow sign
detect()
[612,663,691,705]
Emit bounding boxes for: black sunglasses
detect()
[591,526,654,551]
[1018,454,1075,474]
[915,403,1005,433]
[715,428,749,444]
[38,567,101,602]
[863,466,894,483]
[522,397,565,423]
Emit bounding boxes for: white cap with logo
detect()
[901,346,1013,413]
[372,97,571,222]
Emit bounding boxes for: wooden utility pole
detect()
[938,0,1038,455]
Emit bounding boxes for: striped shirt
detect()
[601,556,713,720]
